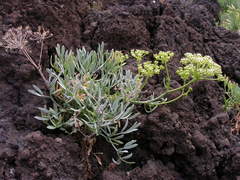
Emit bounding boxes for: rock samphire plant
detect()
[1,26,231,164]
[218,0,240,32]
[35,44,141,164]
[130,50,225,112]
[223,77,240,134]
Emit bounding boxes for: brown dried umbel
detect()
[1,26,52,87]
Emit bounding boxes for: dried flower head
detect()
[2,26,32,50]
[2,26,52,87]
[2,26,52,50]
[31,26,53,42]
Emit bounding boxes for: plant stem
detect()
[141,77,149,89]
[22,48,38,69]
[154,87,191,106]
[21,48,49,88]
[131,79,196,104]
[39,40,44,66]
[164,62,171,90]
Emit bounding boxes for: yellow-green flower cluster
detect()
[130,49,149,62]
[131,50,174,78]
[113,51,129,64]
[154,51,174,64]
[138,61,164,78]
[176,53,223,81]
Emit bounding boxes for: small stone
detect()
[162,146,175,156]
[27,131,43,141]
[39,161,47,170]
[90,22,97,27]
[19,149,30,160]
[55,137,63,143]
[46,168,53,177]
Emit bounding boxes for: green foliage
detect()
[221,5,240,31]
[154,51,174,89]
[218,0,240,32]
[3,26,239,165]
[223,76,240,110]
[29,44,229,164]
[218,0,240,11]
[30,44,141,164]
[131,51,225,112]
[222,76,240,135]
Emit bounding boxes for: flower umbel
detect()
[112,51,129,64]
[138,61,164,78]
[2,26,52,87]
[2,26,32,50]
[176,53,223,81]
[154,51,174,64]
[130,49,149,62]
[31,26,53,42]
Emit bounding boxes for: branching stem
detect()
[132,79,196,104]
[21,48,49,88]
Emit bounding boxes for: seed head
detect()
[2,26,32,50]
[31,26,53,42]
[1,26,52,50]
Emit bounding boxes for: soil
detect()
[0,0,240,179]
